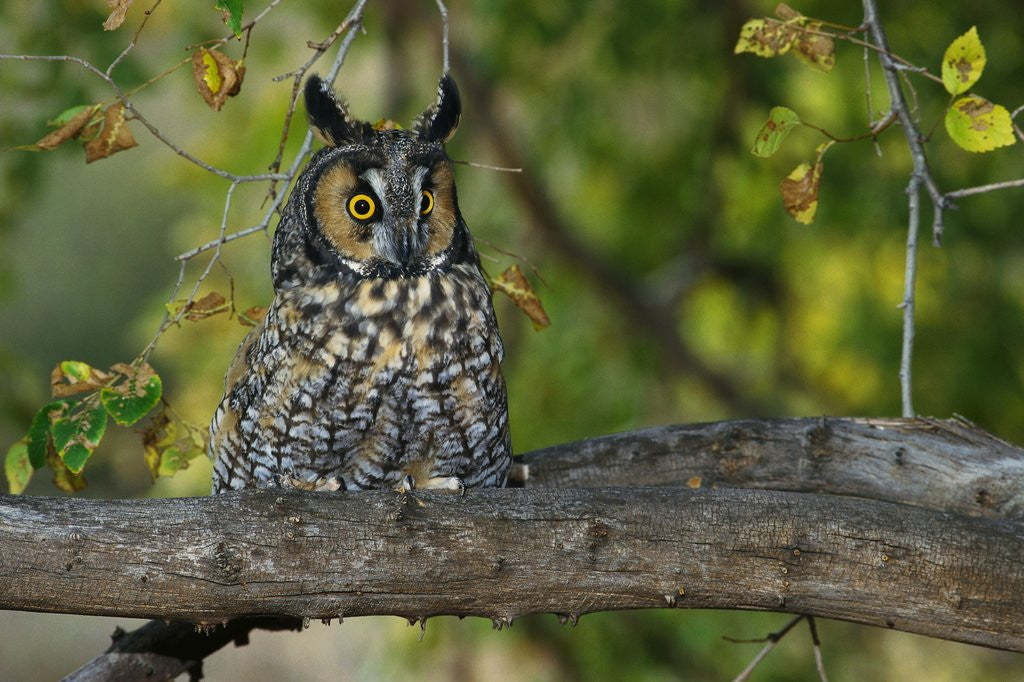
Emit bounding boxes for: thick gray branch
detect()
[1,417,1022,682]
[520,417,1024,520]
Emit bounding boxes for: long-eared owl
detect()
[209,73,511,493]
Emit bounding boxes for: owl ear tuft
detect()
[414,73,461,144]
[305,75,362,146]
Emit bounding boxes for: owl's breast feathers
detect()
[210,264,511,492]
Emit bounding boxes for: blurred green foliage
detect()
[1,0,1022,679]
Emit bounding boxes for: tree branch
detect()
[1,419,1022,663]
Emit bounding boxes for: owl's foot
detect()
[395,475,465,495]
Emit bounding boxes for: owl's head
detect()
[272,73,474,288]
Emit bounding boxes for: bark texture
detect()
[0,417,1021,680]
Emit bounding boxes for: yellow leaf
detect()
[780,141,833,224]
[942,26,986,95]
[945,95,1015,152]
[491,265,551,331]
[734,18,797,58]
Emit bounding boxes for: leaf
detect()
[142,410,176,481]
[100,364,162,426]
[34,105,98,151]
[50,360,110,398]
[5,440,32,494]
[191,48,245,111]
[83,103,138,163]
[51,404,108,474]
[792,21,835,72]
[942,26,986,96]
[103,0,134,30]
[780,141,834,224]
[734,18,797,58]
[491,264,551,331]
[752,106,801,158]
[141,410,206,480]
[945,95,1016,152]
[26,400,69,469]
[239,305,269,327]
[46,445,86,493]
[167,291,231,322]
[215,0,244,37]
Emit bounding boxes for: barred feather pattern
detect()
[210,263,510,493]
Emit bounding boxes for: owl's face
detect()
[274,75,470,286]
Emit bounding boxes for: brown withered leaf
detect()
[185,292,230,321]
[779,141,833,224]
[35,106,97,150]
[191,49,245,111]
[83,104,138,163]
[50,361,111,398]
[238,305,269,327]
[103,0,134,30]
[491,264,551,331]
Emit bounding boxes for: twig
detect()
[729,615,805,682]
[264,0,370,205]
[452,159,523,172]
[807,617,829,682]
[861,0,949,417]
[898,173,921,417]
[946,177,1024,200]
[105,0,163,77]
[435,0,450,73]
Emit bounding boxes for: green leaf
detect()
[47,105,93,128]
[5,440,32,494]
[100,368,162,426]
[26,400,69,469]
[945,95,1016,152]
[752,106,801,158]
[60,360,93,382]
[942,27,986,95]
[215,0,244,37]
[51,404,108,474]
[45,446,86,493]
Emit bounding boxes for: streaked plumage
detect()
[210,74,511,493]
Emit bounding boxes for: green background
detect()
[1,0,1022,678]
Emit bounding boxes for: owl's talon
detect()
[398,475,416,492]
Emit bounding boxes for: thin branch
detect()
[729,616,805,682]
[860,0,949,417]
[105,0,163,77]
[435,0,450,73]
[946,177,1024,200]
[452,159,523,172]
[897,173,921,417]
[807,617,830,682]
[263,0,369,204]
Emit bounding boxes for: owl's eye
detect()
[419,189,434,217]
[347,193,377,221]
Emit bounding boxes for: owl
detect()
[209,73,511,494]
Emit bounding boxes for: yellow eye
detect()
[347,193,376,221]
[419,189,434,216]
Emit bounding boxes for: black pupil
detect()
[420,193,430,212]
[354,199,370,216]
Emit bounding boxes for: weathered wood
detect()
[2,486,1023,653]
[520,417,1024,519]
[64,617,301,682]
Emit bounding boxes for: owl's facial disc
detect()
[311,147,458,278]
